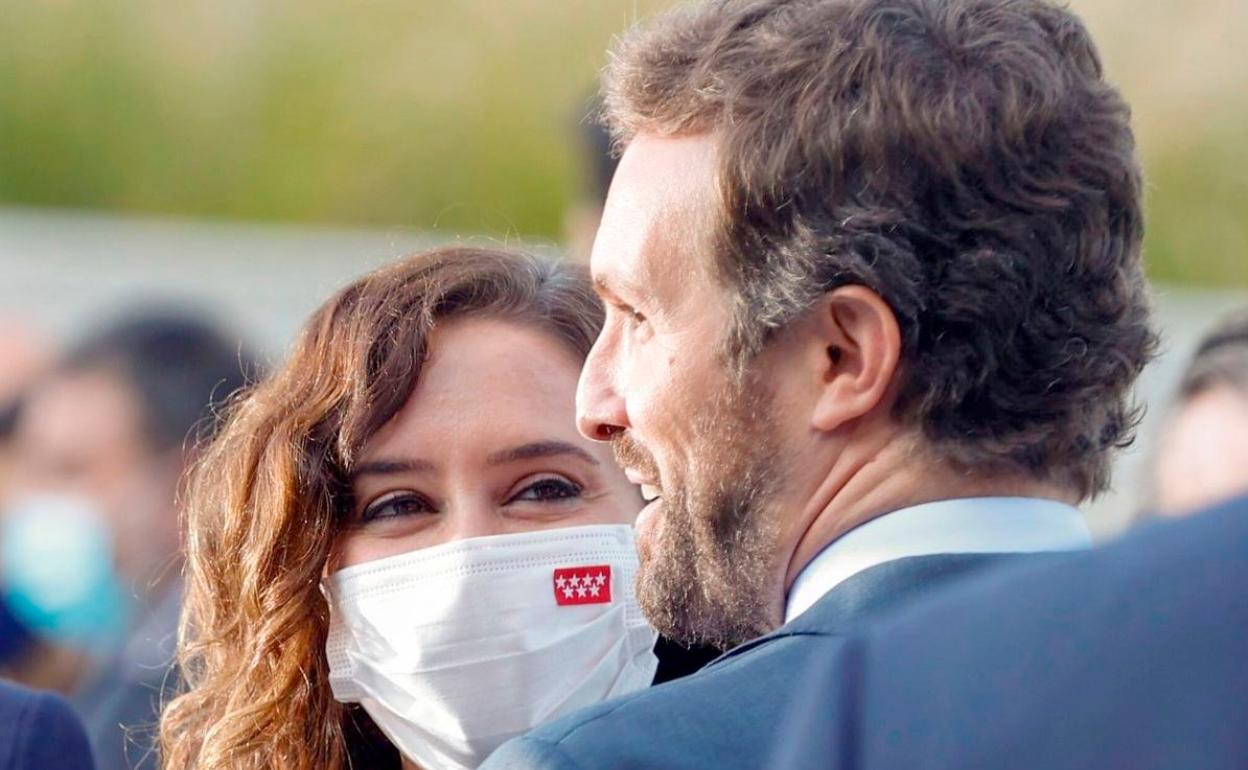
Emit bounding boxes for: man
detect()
[485,0,1153,765]
[1152,308,1248,515]
[0,680,94,770]
[0,311,254,770]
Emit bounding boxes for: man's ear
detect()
[808,285,901,432]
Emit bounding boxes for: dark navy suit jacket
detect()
[485,497,1248,770]
[841,495,1248,769]
[0,681,95,770]
[485,552,1028,770]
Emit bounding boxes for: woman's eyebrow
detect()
[486,440,601,467]
[349,458,435,479]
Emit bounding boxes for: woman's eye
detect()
[510,478,583,503]
[361,492,435,522]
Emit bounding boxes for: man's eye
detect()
[361,492,436,522]
[611,301,647,327]
[510,478,583,503]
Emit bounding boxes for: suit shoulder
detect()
[485,632,855,770]
[0,682,95,770]
[551,631,848,735]
[486,733,589,770]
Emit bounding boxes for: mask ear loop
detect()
[322,577,367,702]
[614,556,660,661]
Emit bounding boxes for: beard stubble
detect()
[613,376,785,650]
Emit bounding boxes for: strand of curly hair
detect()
[159,291,366,769]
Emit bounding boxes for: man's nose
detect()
[576,336,628,442]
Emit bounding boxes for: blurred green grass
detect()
[0,0,1243,286]
[0,0,670,238]
[1142,123,1248,286]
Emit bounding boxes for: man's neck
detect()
[775,430,1078,617]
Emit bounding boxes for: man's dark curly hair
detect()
[601,0,1157,498]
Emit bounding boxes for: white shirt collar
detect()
[784,496,1091,623]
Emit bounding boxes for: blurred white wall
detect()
[0,206,439,359]
[2,206,1244,539]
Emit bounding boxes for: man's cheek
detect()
[635,369,680,420]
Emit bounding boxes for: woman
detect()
[159,247,663,770]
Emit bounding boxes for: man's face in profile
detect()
[576,133,791,647]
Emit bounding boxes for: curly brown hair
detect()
[602,0,1157,498]
[158,247,604,770]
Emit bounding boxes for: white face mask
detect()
[323,524,658,770]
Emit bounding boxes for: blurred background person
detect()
[0,318,54,682]
[0,318,53,502]
[0,310,256,770]
[1152,308,1248,516]
[0,679,95,770]
[562,96,619,263]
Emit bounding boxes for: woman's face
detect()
[333,316,642,570]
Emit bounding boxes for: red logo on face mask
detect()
[553,566,612,605]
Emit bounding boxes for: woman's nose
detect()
[442,502,507,543]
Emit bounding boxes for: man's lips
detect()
[624,468,657,487]
[639,484,662,504]
[635,496,663,545]
[624,468,662,503]
[622,469,662,546]
[624,464,653,484]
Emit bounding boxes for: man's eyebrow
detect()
[349,458,435,479]
[486,440,601,468]
[592,275,618,299]
[594,274,650,307]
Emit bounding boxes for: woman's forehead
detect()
[359,318,592,464]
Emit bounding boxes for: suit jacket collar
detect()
[785,496,1090,623]
[712,552,1044,668]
